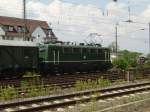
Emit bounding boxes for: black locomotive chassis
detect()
[39,61,112,75]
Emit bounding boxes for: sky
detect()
[0,0,150,54]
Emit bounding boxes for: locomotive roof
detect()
[39,43,108,49]
[0,40,37,47]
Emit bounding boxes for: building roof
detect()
[0,16,50,37]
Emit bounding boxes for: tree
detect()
[146,53,150,65]
[120,50,142,67]
[112,58,128,70]
[112,50,142,69]
[118,50,142,67]
[147,54,150,58]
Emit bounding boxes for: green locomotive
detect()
[39,42,112,74]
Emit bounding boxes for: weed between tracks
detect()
[74,77,111,91]
[0,77,126,103]
[0,77,62,102]
[0,85,18,101]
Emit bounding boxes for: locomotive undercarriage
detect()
[39,61,112,76]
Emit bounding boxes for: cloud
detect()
[141,5,150,20]
[130,0,150,5]
[0,0,149,54]
[27,0,112,42]
[0,0,22,17]
[106,2,127,14]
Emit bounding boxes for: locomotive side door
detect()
[53,48,60,65]
[24,48,32,68]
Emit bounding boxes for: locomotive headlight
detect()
[83,56,86,59]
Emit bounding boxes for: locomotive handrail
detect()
[58,50,60,64]
[53,50,55,64]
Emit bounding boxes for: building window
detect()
[17,26,22,33]
[27,37,30,41]
[2,35,5,40]
[3,25,9,31]
[9,26,14,32]
[22,27,27,33]
[10,37,13,40]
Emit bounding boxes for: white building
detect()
[0,16,57,43]
[0,26,5,40]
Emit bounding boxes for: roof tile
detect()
[0,16,50,36]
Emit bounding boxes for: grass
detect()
[0,85,18,101]
[74,77,111,91]
[0,76,58,101]
[0,73,135,102]
[0,76,126,102]
[0,77,110,102]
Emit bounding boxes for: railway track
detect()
[0,74,100,86]
[1,81,150,112]
[0,72,125,87]
[0,74,102,94]
[0,72,126,99]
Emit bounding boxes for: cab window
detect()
[82,48,88,53]
[64,47,72,53]
[90,49,97,53]
[98,49,102,54]
[73,48,80,53]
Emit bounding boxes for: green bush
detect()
[113,58,128,70]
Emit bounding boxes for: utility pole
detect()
[23,0,26,40]
[115,24,118,57]
[149,23,150,54]
[23,0,26,20]
[128,1,131,21]
[128,6,131,21]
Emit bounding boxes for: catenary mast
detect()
[23,0,26,40]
